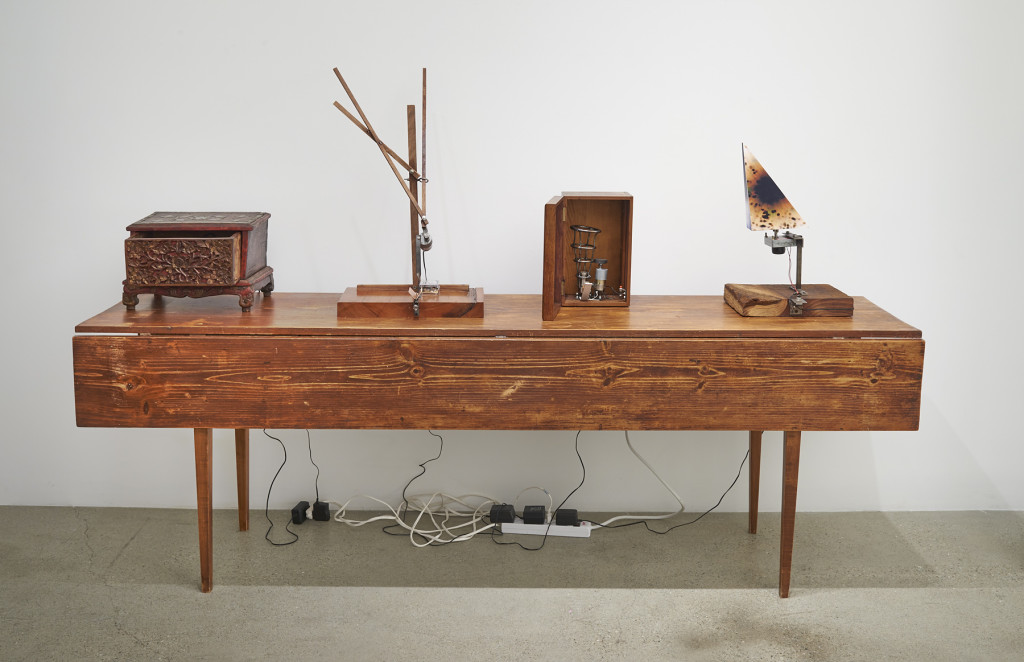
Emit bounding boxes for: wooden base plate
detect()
[338,284,484,319]
[724,283,853,317]
[559,295,628,308]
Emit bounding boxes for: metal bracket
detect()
[766,230,806,296]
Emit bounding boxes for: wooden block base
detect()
[724,283,853,317]
[338,284,484,319]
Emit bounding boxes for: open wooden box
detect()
[122,212,273,312]
[542,192,633,321]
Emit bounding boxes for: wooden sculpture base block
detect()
[338,284,484,319]
[724,283,853,317]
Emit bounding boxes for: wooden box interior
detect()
[543,192,633,320]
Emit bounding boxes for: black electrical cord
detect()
[490,430,586,551]
[306,429,321,504]
[262,429,299,546]
[382,430,447,541]
[587,449,749,534]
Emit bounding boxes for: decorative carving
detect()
[125,235,240,286]
[121,212,272,312]
[121,267,273,312]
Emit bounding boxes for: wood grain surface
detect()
[73,334,923,431]
[193,428,213,593]
[234,429,249,532]
[337,286,484,319]
[73,292,925,598]
[75,293,921,339]
[748,431,763,534]
[779,430,801,598]
[724,283,854,317]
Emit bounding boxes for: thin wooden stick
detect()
[407,104,420,288]
[332,101,416,174]
[420,67,427,218]
[333,68,425,218]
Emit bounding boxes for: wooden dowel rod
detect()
[420,67,427,218]
[407,105,418,176]
[407,104,420,288]
[333,68,426,218]
[333,101,415,174]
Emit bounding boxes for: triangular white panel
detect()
[743,144,805,231]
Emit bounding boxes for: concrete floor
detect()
[1,508,1023,661]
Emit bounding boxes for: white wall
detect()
[2,0,1021,513]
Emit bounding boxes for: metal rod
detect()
[795,242,803,291]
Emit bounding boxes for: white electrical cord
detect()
[331,492,499,547]
[596,431,687,527]
[327,431,686,540]
[512,486,554,519]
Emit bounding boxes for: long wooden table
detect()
[72,292,924,596]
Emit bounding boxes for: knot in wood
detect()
[868,349,896,385]
[691,360,724,378]
[118,374,143,392]
[597,365,632,387]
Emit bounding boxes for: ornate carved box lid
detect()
[127,212,270,233]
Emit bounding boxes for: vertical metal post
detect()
[794,240,803,292]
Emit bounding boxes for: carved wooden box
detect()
[123,212,273,311]
[542,192,633,321]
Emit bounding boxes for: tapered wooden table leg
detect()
[748,431,763,534]
[234,429,249,531]
[779,430,801,598]
[194,428,214,593]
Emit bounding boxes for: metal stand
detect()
[570,225,601,300]
[764,230,807,315]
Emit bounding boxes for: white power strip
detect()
[500,517,592,538]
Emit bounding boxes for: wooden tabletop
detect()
[75,293,921,339]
